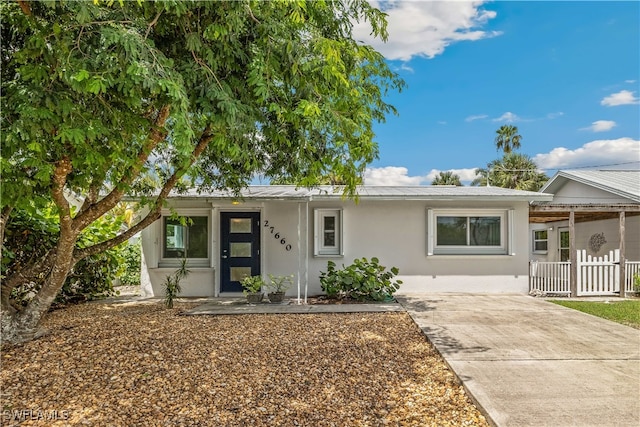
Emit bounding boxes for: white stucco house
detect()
[529,170,640,296]
[139,185,553,299]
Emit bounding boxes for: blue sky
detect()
[352,1,640,185]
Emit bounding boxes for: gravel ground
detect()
[1,301,488,426]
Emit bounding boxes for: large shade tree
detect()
[0,0,404,343]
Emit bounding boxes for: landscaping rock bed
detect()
[1,301,487,426]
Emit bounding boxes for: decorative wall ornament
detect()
[589,232,607,253]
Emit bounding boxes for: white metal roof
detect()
[540,170,640,203]
[170,185,553,201]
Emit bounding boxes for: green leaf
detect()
[72,69,90,82]
[27,142,42,153]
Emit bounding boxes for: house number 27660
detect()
[263,220,292,251]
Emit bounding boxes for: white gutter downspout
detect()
[296,202,301,305]
[305,200,309,304]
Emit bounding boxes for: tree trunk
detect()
[1,230,77,345]
[1,124,212,345]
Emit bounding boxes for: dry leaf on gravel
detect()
[1,301,488,426]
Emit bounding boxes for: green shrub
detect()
[2,207,123,306]
[119,239,141,287]
[633,273,640,294]
[319,257,402,301]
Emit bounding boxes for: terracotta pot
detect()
[267,292,285,303]
[246,293,263,304]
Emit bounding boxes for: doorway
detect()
[559,228,570,262]
[220,212,261,293]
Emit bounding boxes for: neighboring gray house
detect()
[529,170,640,296]
[140,185,552,299]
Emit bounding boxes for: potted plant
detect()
[266,274,293,303]
[240,275,264,304]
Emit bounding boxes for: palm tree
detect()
[494,125,522,154]
[471,167,490,187]
[471,153,548,191]
[431,171,462,186]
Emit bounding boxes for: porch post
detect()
[619,211,626,298]
[569,210,577,297]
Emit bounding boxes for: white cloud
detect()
[491,111,561,122]
[437,120,447,125]
[546,112,564,119]
[363,166,480,185]
[533,138,640,170]
[465,114,488,122]
[625,80,637,84]
[580,120,616,132]
[353,1,501,61]
[492,112,521,123]
[600,90,639,106]
[363,166,426,185]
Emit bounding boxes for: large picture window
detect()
[436,216,501,246]
[314,209,343,256]
[163,216,209,259]
[428,209,512,255]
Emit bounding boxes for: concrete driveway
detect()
[397,294,640,427]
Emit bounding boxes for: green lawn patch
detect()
[550,300,640,329]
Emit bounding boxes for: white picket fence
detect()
[530,250,639,296]
[576,249,619,296]
[529,261,571,295]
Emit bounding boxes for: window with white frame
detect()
[162,215,210,266]
[427,209,513,255]
[314,209,342,256]
[532,229,548,253]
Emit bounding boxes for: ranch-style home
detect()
[529,170,640,297]
[140,185,552,299]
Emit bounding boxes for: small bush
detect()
[633,273,640,294]
[319,257,402,301]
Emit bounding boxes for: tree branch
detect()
[51,157,73,232]
[74,104,171,228]
[78,181,100,215]
[74,207,162,261]
[1,247,57,311]
[17,0,31,16]
[74,127,213,260]
[246,3,261,25]
[145,10,163,39]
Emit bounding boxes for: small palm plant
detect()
[164,258,189,309]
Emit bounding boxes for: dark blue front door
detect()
[220,212,261,293]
